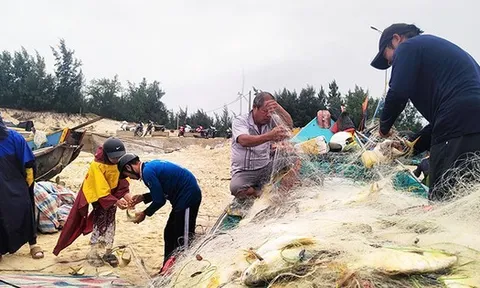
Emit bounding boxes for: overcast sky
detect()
[2,0,480,116]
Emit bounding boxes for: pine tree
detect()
[326,80,343,119]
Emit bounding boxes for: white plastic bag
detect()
[33,130,48,149]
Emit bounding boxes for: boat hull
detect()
[33,129,86,181]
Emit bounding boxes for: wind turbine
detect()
[237,69,253,114]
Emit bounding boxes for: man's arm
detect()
[237,133,272,147]
[144,201,163,217]
[275,105,293,128]
[413,165,422,177]
[142,169,166,217]
[142,193,153,203]
[264,100,293,128]
[14,132,36,186]
[232,116,272,147]
[409,124,432,155]
[380,42,421,136]
[380,93,408,135]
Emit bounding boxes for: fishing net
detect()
[148,115,480,288]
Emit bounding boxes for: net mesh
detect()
[148,115,480,288]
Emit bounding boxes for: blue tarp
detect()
[290,117,335,144]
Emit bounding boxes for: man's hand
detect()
[116,199,128,210]
[269,126,289,142]
[128,194,145,208]
[133,211,146,224]
[264,99,280,114]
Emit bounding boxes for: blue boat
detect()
[21,116,103,181]
[33,133,84,181]
[290,117,335,144]
[26,129,68,151]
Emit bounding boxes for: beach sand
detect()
[0,109,233,286]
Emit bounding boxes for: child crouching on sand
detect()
[53,138,131,267]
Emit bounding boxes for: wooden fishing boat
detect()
[34,130,85,181]
[26,128,67,151]
[31,117,103,181]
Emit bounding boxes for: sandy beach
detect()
[0,109,234,286]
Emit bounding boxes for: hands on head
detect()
[263,100,291,141]
[264,99,280,114]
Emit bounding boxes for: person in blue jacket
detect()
[117,153,202,268]
[0,115,44,261]
[371,23,480,201]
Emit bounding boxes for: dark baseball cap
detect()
[371,23,421,70]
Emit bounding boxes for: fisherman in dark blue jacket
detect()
[371,23,480,201]
[117,153,202,268]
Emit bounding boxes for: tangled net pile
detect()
[151,115,480,288]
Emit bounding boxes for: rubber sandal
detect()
[30,246,44,259]
[103,253,119,268]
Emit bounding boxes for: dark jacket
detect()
[381,35,480,146]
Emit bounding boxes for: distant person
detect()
[117,153,202,273]
[0,115,44,261]
[413,152,430,186]
[371,23,480,200]
[230,92,293,199]
[53,138,131,267]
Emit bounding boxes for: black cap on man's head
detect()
[371,23,422,70]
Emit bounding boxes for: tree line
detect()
[0,40,424,135]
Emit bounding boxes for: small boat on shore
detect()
[33,129,86,181]
[26,116,103,181]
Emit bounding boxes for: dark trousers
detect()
[28,183,37,246]
[163,202,200,265]
[429,133,480,201]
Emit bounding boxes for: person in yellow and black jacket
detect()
[0,115,44,262]
[53,138,131,267]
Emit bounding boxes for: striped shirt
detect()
[231,112,275,175]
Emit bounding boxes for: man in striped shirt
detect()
[230,92,293,199]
